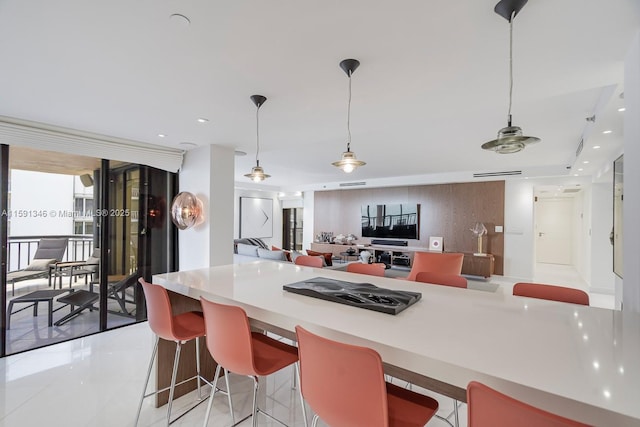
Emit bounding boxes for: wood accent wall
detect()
[314,181,505,275]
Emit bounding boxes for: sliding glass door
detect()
[0,146,177,357]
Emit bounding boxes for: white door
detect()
[535,198,573,265]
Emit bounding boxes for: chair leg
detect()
[295,362,308,427]
[251,376,259,427]
[223,368,235,425]
[311,414,320,427]
[195,337,202,399]
[452,398,460,427]
[166,341,183,427]
[202,364,222,427]
[135,335,159,426]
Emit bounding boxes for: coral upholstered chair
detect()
[295,255,324,268]
[200,298,307,427]
[295,325,438,427]
[404,251,464,281]
[513,283,589,306]
[415,271,468,288]
[467,381,589,427]
[346,262,386,277]
[135,279,227,426]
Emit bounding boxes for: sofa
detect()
[233,238,342,269]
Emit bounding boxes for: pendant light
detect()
[244,94,271,182]
[482,0,540,154]
[332,59,366,173]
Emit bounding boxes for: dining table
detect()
[152,260,640,426]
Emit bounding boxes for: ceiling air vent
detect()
[473,170,522,178]
[576,138,584,158]
[339,181,366,187]
[563,188,581,194]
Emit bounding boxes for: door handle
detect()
[538,232,545,237]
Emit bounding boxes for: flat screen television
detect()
[361,203,420,240]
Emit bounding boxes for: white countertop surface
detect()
[153,261,640,426]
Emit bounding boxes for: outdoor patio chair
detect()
[52,247,100,289]
[7,237,69,296]
[89,272,139,317]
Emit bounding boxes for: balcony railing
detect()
[7,235,94,272]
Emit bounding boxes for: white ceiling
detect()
[0,1,638,190]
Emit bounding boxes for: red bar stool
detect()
[135,279,232,426]
[403,251,465,281]
[295,325,439,427]
[415,271,468,288]
[294,255,324,267]
[346,262,386,277]
[513,282,590,305]
[467,381,589,426]
[200,297,308,427]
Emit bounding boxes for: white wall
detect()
[303,191,315,253]
[178,145,235,270]
[622,31,640,311]
[503,176,593,281]
[590,183,615,294]
[574,188,589,282]
[9,170,75,236]
[234,189,282,249]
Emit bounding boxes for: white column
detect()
[178,145,234,270]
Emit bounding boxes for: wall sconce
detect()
[171,191,203,230]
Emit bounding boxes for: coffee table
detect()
[7,289,70,329]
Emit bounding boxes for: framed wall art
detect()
[239,197,273,238]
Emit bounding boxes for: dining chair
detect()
[513,282,589,305]
[403,251,464,281]
[200,297,307,427]
[294,255,324,268]
[295,325,439,427]
[135,279,232,426]
[346,262,386,277]
[467,381,589,426]
[415,271,468,288]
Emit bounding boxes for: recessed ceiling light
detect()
[602,130,612,134]
[578,168,584,171]
[158,134,166,138]
[593,145,601,149]
[583,161,589,164]
[234,150,247,157]
[618,107,626,112]
[573,174,578,176]
[197,118,209,123]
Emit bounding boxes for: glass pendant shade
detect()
[332,150,366,173]
[171,191,203,230]
[244,163,270,182]
[481,125,540,154]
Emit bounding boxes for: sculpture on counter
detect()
[470,222,488,256]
